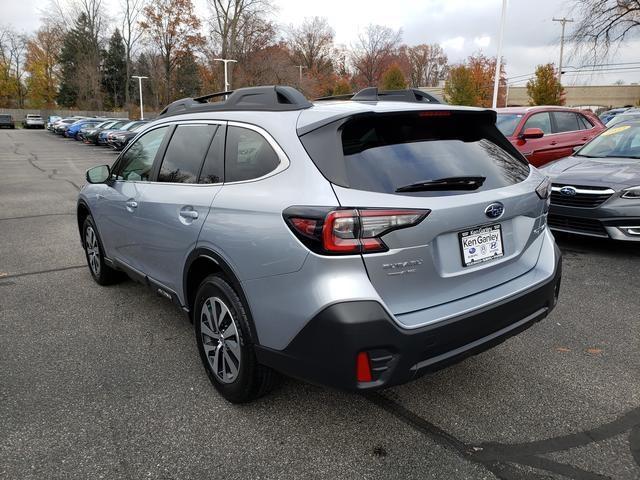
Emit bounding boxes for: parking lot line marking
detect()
[0,212,74,222]
[367,392,638,480]
[1,264,85,280]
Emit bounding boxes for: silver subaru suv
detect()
[78,86,562,403]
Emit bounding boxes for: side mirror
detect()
[86,165,111,184]
[520,127,545,140]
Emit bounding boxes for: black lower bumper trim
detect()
[255,252,562,392]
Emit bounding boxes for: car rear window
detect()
[300,111,530,196]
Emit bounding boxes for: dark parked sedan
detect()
[541,120,640,241]
[106,121,149,150]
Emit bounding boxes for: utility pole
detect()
[214,58,238,93]
[131,75,148,120]
[492,0,507,108]
[552,17,574,84]
[297,65,306,84]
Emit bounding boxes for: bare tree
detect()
[140,0,205,104]
[403,43,449,87]
[350,24,401,86]
[121,0,147,107]
[570,0,640,57]
[206,0,274,58]
[287,17,334,74]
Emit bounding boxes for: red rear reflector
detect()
[356,351,373,382]
[290,218,318,237]
[419,111,451,117]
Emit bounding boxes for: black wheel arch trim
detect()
[184,247,261,345]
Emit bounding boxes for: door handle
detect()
[126,200,138,209]
[581,137,588,141]
[180,209,198,219]
[549,141,557,145]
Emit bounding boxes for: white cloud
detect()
[442,36,465,52]
[474,35,491,48]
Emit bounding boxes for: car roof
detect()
[143,85,493,137]
[495,106,583,114]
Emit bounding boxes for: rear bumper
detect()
[256,244,562,391]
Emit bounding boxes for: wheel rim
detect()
[200,296,241,384]
[85,226,101,276]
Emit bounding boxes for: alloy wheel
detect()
[85,226,101,276]
[200,297,241,384]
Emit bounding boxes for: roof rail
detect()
[159,85,313,117]
[314,87,443,104]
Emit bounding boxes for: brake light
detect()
[419,111,451,117]
[284,207,429,255]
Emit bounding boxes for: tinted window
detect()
[553,112,580,133]
[300,112,530,196]
[199,127,225,184]
[496,114,523,136]
[523,112,551,134]
[114,126,168,181]
[158,124,217,183]
[225,126,279,182]
[578,114,593,130]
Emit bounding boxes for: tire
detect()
[194,274,277,403]
[82,215,123,285]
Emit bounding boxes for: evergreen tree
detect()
[174,49,201,99]
[57,13,103,109]
[526,64,565,106]
[444,65,476,106]
[381,64,407,90]
[102,29,127,108]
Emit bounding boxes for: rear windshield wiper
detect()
[395,176,486,193]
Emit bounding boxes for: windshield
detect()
[496,113,523,136]
[578,123,640,159]
[606,114,640,128]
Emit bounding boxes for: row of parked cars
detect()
[493,105,640,242]
[47,115,149,151]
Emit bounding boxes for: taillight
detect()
[284,207,429,255]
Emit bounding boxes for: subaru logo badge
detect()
[560,186,577,196]
[485,202,504,219]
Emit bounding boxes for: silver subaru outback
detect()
[77,86,562,403]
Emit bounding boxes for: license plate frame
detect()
[458,224,505,267]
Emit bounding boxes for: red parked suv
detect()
[495,106,605,167]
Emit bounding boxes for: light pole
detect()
[214,58,238,92]
[492,0,507,108]
[131,75,148,120]
[296,65,306,84]
[552,17,574,83]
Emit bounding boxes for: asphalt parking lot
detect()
[1,129,639,480]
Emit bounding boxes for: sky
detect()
[3,0,640,86]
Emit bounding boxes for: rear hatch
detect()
[299,109,549,317]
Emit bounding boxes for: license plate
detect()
[458,224,504,267]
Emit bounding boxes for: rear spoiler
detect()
[297,108,497,137]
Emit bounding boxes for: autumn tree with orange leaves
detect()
[140,0,205,104]
[25,23,63,108]
[445,53,506,107]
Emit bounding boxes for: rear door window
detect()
[158,124,217,183]
[523,112,552,134]
[300,112,530,196]
[552,112,580,133]
[577,114,593,129]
